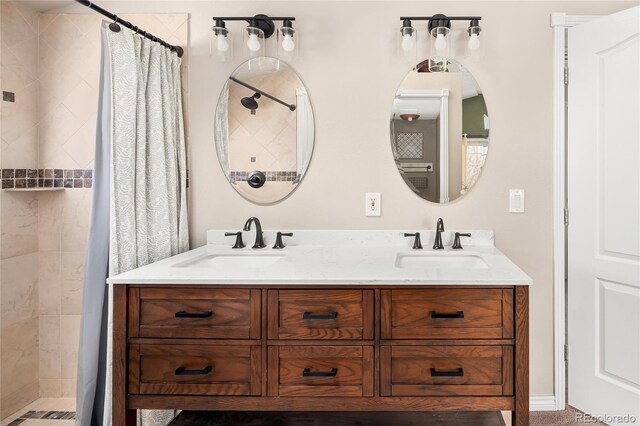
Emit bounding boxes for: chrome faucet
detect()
[243,217,266,249]
[433,218,445,250]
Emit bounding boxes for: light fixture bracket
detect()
[428,14,451,32]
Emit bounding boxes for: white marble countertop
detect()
[107,230,532,286]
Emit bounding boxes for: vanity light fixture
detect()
[211,15,297,59]
[398,14,482,61]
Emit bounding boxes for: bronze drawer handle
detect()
[175,366,213,376]
[175,310,213,318]
[430,367,464,377]
[303,312,338,320]
[302,368,338,377]
[430,311,464,319]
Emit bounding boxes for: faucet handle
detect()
[224,231,246,249]
[273,232,293,249]
[404,232,423,250]
[452,232,471,250]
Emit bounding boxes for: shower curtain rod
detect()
[73,0,184,57]
[229,77,296,111]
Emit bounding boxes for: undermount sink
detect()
[173,253,285,269]
[395,251,489,270]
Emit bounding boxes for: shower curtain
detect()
[76,22,189,426]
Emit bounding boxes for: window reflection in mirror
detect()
[390,59,489,204]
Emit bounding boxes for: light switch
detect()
[509,189,525,213]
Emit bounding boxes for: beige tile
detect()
[61,253,84,315]
[0,192,38,259]
[1,253,38,327]
[0,1,37,49]
[59,379,76,398]
[39,316,61,379]
[22,420,75,426]
[37,106,83,161]
[0,81,38,144]
[7,36,39,86]
[1,317,39,402]
[39,379,62,398]
[1,125,38,169]
[62,119,96,169]
[0,380,39,421]
[28,397,75,412]
[39,251,61,315]
[37,193,62,252]
[60,190,90,253]
[61,79,96,124]
[59,315,80,379]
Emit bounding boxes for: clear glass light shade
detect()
[398,25,416,59]
[429,26,451,59]
[277,26,298,58]
[244,26,265,57]
[211,26,232,61]
[467,26,481,51]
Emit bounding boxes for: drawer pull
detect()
[175,310,213,319]
[430,367,464,377]
[174,365,213,376]
[303,312,338,320]
[430,311,464,319]
[302,368,338,377]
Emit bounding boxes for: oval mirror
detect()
[390,58,489,204]
[215,57,315,204]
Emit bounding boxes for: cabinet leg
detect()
[125,409,137,426]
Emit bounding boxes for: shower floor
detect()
[1,398,75,426]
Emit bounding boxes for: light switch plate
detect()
[509,189,525,213]
[365,193,381,217]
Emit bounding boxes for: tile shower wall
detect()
[35,13,189,399]
[0,1,41,418]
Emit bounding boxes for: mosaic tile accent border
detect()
[7,410,76,425]
[230,171,298,183]
[1,169,92,189]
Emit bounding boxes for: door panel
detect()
[568,6,640,423]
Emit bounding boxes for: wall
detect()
[0,1,40,417]
[39,0,640,402]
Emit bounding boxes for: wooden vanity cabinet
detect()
[114,285,529,426]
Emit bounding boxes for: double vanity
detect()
[109,220,532,426]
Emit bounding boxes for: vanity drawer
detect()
[380,345,513,397]
[267,346,374,397]
[129,344,261,396]
[268,290,374,340]
[133,288,261,339]
[381,289,514,339]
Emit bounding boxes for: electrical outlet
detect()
[365,193,381,217]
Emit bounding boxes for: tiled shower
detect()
[0,2,189,420]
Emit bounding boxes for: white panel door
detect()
[568,6,640,425]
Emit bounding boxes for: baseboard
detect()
[530,395,560,411]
